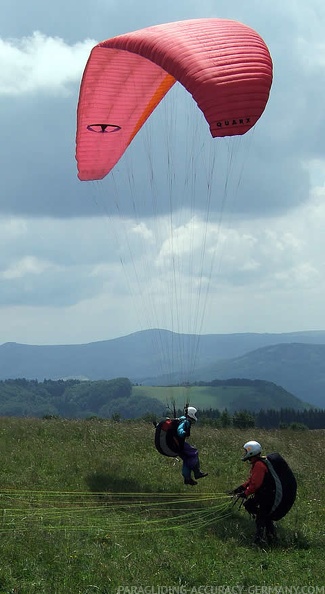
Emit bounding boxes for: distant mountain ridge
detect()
[193,342,325,408]
[1,329,325,407]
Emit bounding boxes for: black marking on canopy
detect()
[87,123,121,133]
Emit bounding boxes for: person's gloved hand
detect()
[236,491,247,499]
[227,486,246,497]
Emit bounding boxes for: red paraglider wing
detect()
[76,18,273,181]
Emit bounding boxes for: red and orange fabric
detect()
[76,18,273,181]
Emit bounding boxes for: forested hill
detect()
[193,343,325,408]
[0,378,162,419]
[0,377,313,420]
[1,329,325,407]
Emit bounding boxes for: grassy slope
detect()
[133,384,225,411]
[132,384,306,413]
[0,417,323,593]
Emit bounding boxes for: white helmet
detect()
[242,441,262,461]
[186,406,198,422]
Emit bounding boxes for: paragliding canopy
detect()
[76,18,273,181]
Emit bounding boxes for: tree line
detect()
[0,378,162,419]
[198,407,325,429]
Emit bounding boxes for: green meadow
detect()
[0,417,323,593]
[132,383,303,412]
[133,384,231,410]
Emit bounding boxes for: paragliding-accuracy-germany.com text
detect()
[116,584,325,594]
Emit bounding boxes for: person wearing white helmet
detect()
[231,440,276,545]
[176,406,208,486]
[230,440,297,546]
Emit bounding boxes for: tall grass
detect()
[0,417,323,593]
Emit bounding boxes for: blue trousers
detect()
[179,442,199,479]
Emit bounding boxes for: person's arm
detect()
[177,419,190,437]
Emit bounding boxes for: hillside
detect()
[1,329,325,382]
[193,343,325,408]
[1,329,325,407]
[133,380,308,413]
[0,377,309,419]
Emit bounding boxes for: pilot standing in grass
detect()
[177,406,208,486]
[231,440,297,545]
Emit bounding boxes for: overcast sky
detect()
[1,0,325,346]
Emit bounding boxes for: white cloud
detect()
[1,255,59,280]
[131,221,154,242]
[0,32,96,95]
[0,185,324,343]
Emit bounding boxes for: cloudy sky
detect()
[1,0,325,346]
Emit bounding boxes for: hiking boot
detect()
[193,463,208,480]
[253,535,267,547]
[266,522,277,542]
[184,478,198,486]
[254,526,267,546]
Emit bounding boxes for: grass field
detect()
[0,417,323,593]
[132,384,304,413]
[133,384,229,411]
